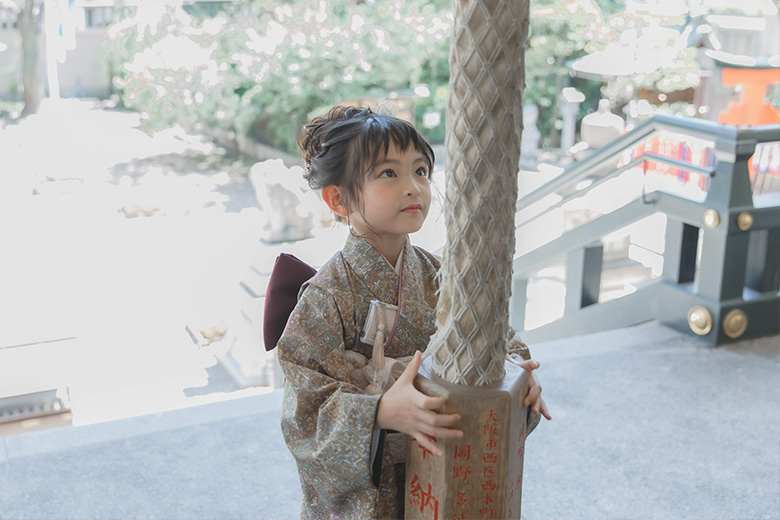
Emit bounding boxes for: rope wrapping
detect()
[427,0,529,386]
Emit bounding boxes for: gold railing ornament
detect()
[737,212,754,231]
[703,209,720,229]
[687,306,713,336]
[723,309,748,339]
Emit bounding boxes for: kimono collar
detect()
[341,233,412,306]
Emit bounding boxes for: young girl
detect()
[278,106,550,519]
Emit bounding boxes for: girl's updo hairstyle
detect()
[297,105,435,222]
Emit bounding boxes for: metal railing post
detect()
[662,220,699,284]
[696,135,757,301]
[510,276,528,332]
[565,242,603,315]
[745,229,780,294]
[697,229,750,301]
[707,135,757,209]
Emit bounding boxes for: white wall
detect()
[56,29,112,98]
[0,24,112,100]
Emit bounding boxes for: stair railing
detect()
[511,114,780,345]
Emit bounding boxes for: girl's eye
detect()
[415,167,429,178]
[379,169,395,178]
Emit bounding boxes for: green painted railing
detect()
[511,114,780,345]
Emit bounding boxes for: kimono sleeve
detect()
[506,329,532,361]
[277,283,382,510]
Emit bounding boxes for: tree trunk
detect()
[19,0,44,116]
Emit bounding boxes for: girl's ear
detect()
[322,185,348,218]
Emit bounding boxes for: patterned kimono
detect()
[278,234,537,519]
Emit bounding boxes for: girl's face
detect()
[348,142,431,250]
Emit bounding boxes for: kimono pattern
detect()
[278,234,538,519]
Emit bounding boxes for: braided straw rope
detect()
[427,0,528,386]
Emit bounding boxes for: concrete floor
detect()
[1,322,778,520]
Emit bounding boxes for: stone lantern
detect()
[581,99,625,149]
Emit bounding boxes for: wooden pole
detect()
[427,0,528,387]
[406,1,530,518]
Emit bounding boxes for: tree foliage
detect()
[107,0,451,153]
[524,0,608,144]
[524,0,699,146]
[106,0,700,154]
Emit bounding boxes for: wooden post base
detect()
[406,356,529,520]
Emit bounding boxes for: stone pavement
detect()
[1,322,777,520]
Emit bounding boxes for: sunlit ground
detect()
[0,98,277,428]
[0,98,452,430]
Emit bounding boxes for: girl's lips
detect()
[401,204,423,213]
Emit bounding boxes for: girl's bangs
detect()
[359,116,434,175]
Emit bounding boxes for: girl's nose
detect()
[405,174,422,196]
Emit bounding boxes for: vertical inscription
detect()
[478,408,500,519]
[409,474,440,520]
[415,435,439,460]
[452,442,473,483]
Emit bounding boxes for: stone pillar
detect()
[559,87,584,154]
[519,104,540,168]
[249,159,322,243]
[407,0,531,518]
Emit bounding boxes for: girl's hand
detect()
[376,351,463,457]
[506,356,552,421]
